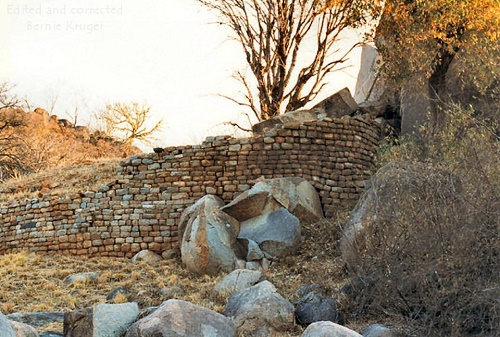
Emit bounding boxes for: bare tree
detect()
[98,102,163,148]
[198,0,379,121]
[0,82,22,109]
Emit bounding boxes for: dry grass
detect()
[0,213,355,336]
[0,158,122,203]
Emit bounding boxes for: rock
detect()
[222,177,324,225]
[39,333,63,337]
[240,239,265,261]
[224,280,295,336]
[9,320,39,337]
[252,108,326,134]
[214,269,266,297]
[302,321,362,337]
[238,208,301,258]
[294,291,344,326]
[125,299,237,337]
[130,250,162,264]
[0,311,16,337]
[161,249,178,260]
[180,195,244,275]
[339,163,461,268]
[106,286,129,302]
[7,312,64,328]
[63,272,100,285]
[361,324,402,337]
[64,302,139,337]
[313,88,359,118]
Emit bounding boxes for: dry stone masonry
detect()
[0,116,380,257]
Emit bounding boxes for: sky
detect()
[1,0,364,150]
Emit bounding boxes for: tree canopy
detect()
[376,0,500,129]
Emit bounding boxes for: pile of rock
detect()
[2,267,400,336]
[179,177,325,275]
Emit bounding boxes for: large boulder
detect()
[130,250,162,264]
[180,195,244,275]
[302,321,362,337]
[224,280,295,336]
[0,311,16,337]
[238,208,301,258]
[339,163,461,267]
[222,177,324,225]
[63,302,139,337]
[125,299,237,337]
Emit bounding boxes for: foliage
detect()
[97,102,163,148]
[198,0,381,122]
[376,0,500,132]
[346,105,500,336]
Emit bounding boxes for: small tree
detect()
[198,0,380,122]
[97,102,163,148]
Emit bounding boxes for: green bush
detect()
[346,105,500,336]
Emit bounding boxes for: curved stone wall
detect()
[0,116,380,257]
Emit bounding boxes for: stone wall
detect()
[0,117,380,257]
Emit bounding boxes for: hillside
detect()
[0,107,141,182]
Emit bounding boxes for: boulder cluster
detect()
[179,177,324,275]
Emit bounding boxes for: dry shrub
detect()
[346,105,500,336]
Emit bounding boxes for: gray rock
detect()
[63,272,100,285]
[159,286,184,298]
[313,88,359,119]
[9,320,39,337]
[125,299,237,337]
[130,250,162,264]
[302,321,362,337]
[7,312,64,328]
[294,291,343,326]
[39,333,63,337]
[222,177,324,225]
[0,311,16,337]
[161,249,178,260]
[240,238,265,261]
[180,195,245,275]
[214,269,266,297]
[238,208,301,258]
[64,302,139,337]
[361,324,402,337]
[224,280,295,336]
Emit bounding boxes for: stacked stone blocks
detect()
[0,117,380,257]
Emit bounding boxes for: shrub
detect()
[345,105,500,336]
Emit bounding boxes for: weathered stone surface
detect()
[9,320,39,337]
[222,177,324,225]
[130,250,162,264]
[7,312,64,328]
[214,269,266,297]
[106,286,129,302]
[302,321,362,337]
[224,280,295,336]
[180,195,244,275]
[294,291,343,326]
[125,299,237,337]
[313,88,358,118]
[0,311,16,337]
[238,208,301,258]
[63,272,100,285]
[64,302,139,337]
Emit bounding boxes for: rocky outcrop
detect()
[214,269,266,297]
[125,299,237,337]
[1,311,16,337]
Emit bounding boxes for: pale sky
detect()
[1,0,363,150]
